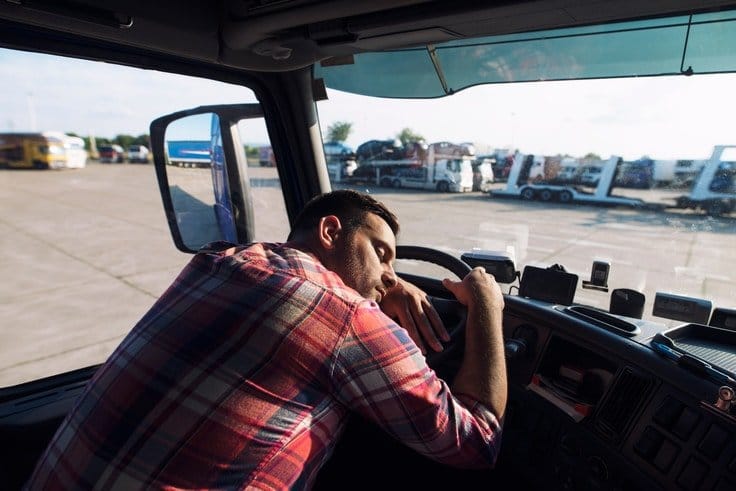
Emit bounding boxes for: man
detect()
[26,190,506,490]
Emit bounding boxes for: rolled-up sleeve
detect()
[329,301,502,468]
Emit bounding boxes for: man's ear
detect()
[317,215,342,250]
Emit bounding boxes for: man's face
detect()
[332,213,397,302]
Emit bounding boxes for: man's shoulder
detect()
[199,241,368,305]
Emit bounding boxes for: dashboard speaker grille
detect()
[595,367,652,442]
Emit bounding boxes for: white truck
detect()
[385,157,474,192]
[353,145,474,192]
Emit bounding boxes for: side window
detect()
[238,119,290,243]
[0,48,288,387]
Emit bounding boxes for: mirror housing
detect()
[150,104,263,253]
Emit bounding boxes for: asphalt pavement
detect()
[2,163,735,386]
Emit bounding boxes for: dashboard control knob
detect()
[587,456,609,481]
[505,325,538,361]
[715,385,735,412]
[504,338,527,360]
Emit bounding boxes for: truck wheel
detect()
[437,181,449,192]
[520,187,535,200]
[539,189,553,201]
[559,190,573,203]
[392,179,401,188]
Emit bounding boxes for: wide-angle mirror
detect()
[150,104,264,253]
[163,113,235,250]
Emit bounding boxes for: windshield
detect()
[315,74,736,326]
[448,159,463,173]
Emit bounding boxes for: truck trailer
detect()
[673,145,736,216]
[491,152,649,207]
[350,144,474,192]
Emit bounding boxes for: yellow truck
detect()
[0,132,68,169]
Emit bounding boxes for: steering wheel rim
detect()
[395,245,470,370]
[395,245,472,279]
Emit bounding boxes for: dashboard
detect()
[308,266,736,490]
[498,295,736,491]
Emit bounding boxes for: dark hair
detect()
[288,190,399,240]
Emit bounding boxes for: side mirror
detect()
[150,104,263,253]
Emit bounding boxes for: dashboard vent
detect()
[595,367,652,443]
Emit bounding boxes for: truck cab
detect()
[2,2,736,490]
[434,157,474,192]
[0,133,67,169]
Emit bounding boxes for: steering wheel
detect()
[395,246,470,370]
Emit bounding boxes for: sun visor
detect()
[315,9,736,98]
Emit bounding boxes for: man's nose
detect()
[381,266,398,289]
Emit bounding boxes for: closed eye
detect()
[375,246,386,261]
[374,240,395,266]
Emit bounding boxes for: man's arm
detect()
[379,277,449,354]
[442,267,507,421]
[331,299,502,469]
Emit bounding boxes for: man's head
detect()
[288,190,400,302]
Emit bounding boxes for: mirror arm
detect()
[221,119,255,244]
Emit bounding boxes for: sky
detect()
[2,47,736,161]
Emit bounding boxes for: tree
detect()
[396,127,424,146]
[327,121,352,142]
[583,152,601,160]
[113,134,136,149]
[133,134,151,147]
[243,145,259,159]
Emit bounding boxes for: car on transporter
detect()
[355,139,404,161]
[2,2,736,491]
[579,165,603,187]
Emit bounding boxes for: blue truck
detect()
[166,140,211,167]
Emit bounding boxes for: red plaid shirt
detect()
[27,242,501,490]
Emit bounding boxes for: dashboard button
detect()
[672,407,700,440]
[634,426,663,460]
[714,478,736,491]
[698,424,729,459]
[653,438,679,472]
[677,458,709,491]
[653,396,683,429]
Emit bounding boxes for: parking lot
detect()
[2,162,735,386]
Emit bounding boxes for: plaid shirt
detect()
[27,242,501,490]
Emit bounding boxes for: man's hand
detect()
[441,267,504,313]
[380,277,449,354]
